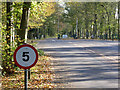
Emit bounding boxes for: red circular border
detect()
[13,44,38,69]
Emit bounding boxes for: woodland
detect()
[0,1,120,88]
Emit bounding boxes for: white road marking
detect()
[72,42,118,62]
[73,44,78,45]
[52,40,55,41]
[68,42,73,43]
[86,48,118,62]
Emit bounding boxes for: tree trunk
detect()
[78,28,80,38]
[57,16,59,34]
[6,2,12,48]
[18,2,31,43]
[37,27,39,39]
[85,3,89,39]
[3,2,15,75]
[0,2,2,75]
[93,14,97,39]
[108,13,111,39]
[76,18,78,38]
[93,3,98,39]
[100,13,104,39]
[11,6,15,46]
[118,1,120,40]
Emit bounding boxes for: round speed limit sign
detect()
[13,44,38,69]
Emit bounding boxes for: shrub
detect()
[37,49,44,56]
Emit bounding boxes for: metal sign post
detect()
[28,69,30,79]
[13,44,38,89]
[25,69,28,90]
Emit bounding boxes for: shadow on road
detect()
[40,45,118,88]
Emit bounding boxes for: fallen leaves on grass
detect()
[2,56,57,88]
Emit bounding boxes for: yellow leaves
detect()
[29,2,55,26]
[2,55,57,88]
[42,2,55,16]
[6,35,10,38]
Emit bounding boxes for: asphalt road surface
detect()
[36,38,118,88]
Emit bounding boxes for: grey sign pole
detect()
[28,69,30,79]
[25,69,28,90]
[14,44,38,89]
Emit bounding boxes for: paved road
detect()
[36,38,118,88]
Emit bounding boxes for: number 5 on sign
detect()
[13,44,38,69]
[22,52,29,62]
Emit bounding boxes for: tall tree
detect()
[0,2,2,75]
[118,1,120,40]
[18,2,31,43]
[84,3,89,39]
[6,2,12,49]
[2,2,14,74]
[93,3,98,39]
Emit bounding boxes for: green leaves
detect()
[37,49,44,56]
[1,28,24,75]
[29,2,55,27]
[64,2,118,39]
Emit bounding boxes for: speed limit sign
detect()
[13,44,38,69]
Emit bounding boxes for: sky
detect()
[58,0,65,8]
